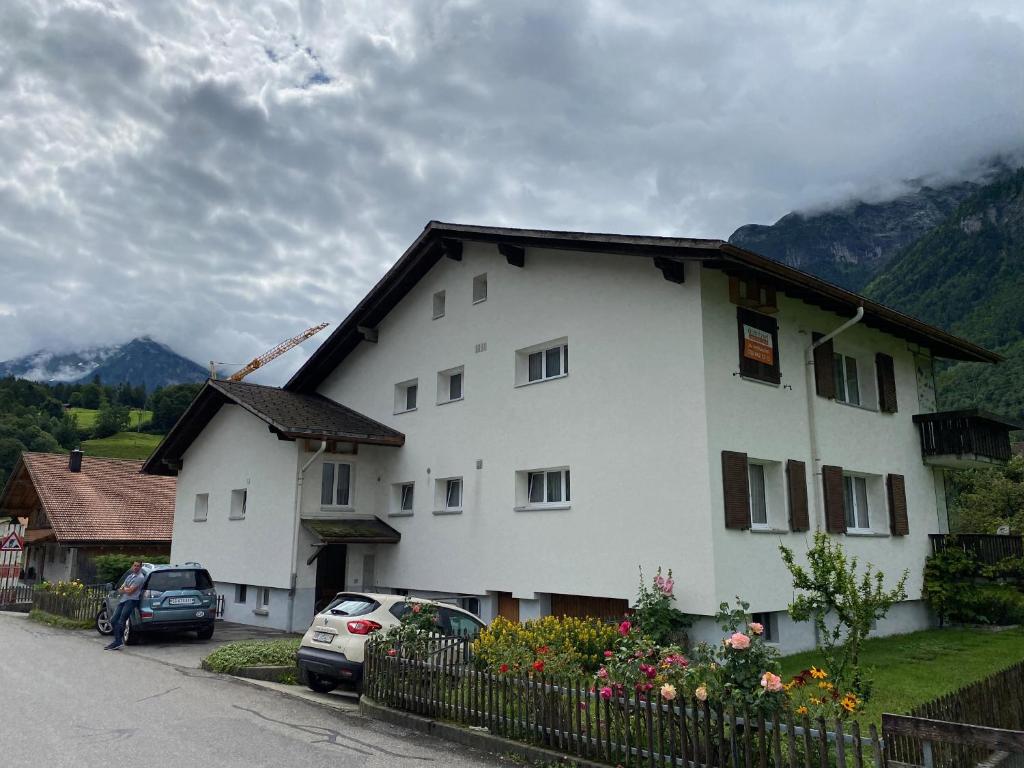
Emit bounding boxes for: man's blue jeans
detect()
[109,600,137,647]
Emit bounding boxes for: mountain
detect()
[0,337,209,391]
[730,181,981,292]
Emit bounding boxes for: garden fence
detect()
[363,636,885,768]
[928,534,1024,565]
[0,584,33,608]
[884,658,1024,767]
[31,585,106,623]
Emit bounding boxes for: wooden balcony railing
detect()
[929,533,1024,564]
[912,409,1020,466]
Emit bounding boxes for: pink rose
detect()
[387,648,397,657]
[661,683,677,701]
[729,632,751,650]
[599,686,613,701]
[411,603,422,614]
[640,664,657,680]
[604,650,614,658]
[749,622,764,635]
[695,685,708,702]
[761,672,783,693]
[618,620,631,636]
[597,667,609,679]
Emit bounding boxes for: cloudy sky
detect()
[1,0,1022,382]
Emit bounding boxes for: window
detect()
[437,367,464,404]
[229,489,247,520]
[748,464,768,528]
[737,307,780,385]
[433,290,446,319]
[260,587,270,607]
[834,355,861,405]
[472,273,488,303]
[394,380,418,413]
[235,584,248,604]
[843,475,870,531]
[446,478,462,510]
[194,493,209,522]
[526,468,571,506]
[439,607,485,637]
[148,569,213,592]
[321,462,353,507]
[751,612,777,643]
[400,483,414,512]
[516,339,569,385]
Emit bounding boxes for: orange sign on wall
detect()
[743,325,774,365]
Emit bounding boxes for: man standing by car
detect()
[105,561,145,651]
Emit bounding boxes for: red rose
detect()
[532,660,545,673]
[499,663,509,673]
[536,645,550,655]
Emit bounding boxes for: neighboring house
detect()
[0,451,174,584]
[144,222,1017,651]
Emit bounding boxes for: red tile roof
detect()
[22,453,174,544]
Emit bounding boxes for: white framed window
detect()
[321,462,353,507]
[433,290,446,319]
[843,474,870,531]
[515,338,569,386]
[394,379,418,413]
[391,482,414,516]
[516,467,571,510]
[260,587,270,607]
[235,584,248,604]
[472,273,488,303]
[833,354,861,406]
[434,477,463,514]
[748,464,768,529]
[437,366,464,404]
[229,489,247,520]
[194,493,209,522]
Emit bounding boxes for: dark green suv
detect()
[96,563,217,645]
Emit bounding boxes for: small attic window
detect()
[472,274,487,304]
[433,290,446,319]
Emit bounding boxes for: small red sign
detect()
[743,325,774,365]
[0,532,24,552]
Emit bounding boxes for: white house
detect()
[144,222,1015,652]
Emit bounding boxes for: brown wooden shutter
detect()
[736,308,781,385]
[887,474,909,536]
[812,333,836,398]
[822,465,846,533]
[786,460,809,531]
[876,353,898,413]
[722,451,751,530]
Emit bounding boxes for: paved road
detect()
[0,612,504,767]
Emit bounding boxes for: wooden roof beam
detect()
[498,242,525,268]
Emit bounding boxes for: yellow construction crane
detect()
[210,322,329,382]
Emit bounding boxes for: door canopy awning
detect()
[304,517,401,545]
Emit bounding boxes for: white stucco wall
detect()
[317,242,718,614]
[171,405,300,590]
[700,268,940,642]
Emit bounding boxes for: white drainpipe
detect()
[804,306,865,531]
[287,440,327,632]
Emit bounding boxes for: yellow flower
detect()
[818,681,833,691]
[810,667,827,679]
[796,706,809,715]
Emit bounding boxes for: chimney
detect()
[69,449,83,473]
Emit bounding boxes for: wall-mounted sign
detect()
[743,325,774,365]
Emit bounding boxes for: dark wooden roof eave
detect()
[715,244,1002,364]
[280,430,405,447]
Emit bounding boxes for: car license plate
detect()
[312,631,334,644]
[169,597,196,605]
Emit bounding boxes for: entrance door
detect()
[496,592,520,622]
[315,544,347,614]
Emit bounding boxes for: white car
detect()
[296,592,485,693]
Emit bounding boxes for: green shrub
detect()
[474,615,620,676]
[965,586,1024,625]
[923,545,981,627]
[28,609,93,630]
[203,639,301,673]
[92,554,169,584]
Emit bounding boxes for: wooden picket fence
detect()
[884,658,1024,767]
[0,584,33,608]
[32,585,105,623]
[363,637,886,767]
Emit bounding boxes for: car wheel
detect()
[196,625,214,640]
[95,608,113,636]
[124,621,141,646]
[306,673,338,694]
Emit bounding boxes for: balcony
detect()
[912,409,1021,469]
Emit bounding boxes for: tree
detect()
[149,383,202,432]
[779,532,908,699]
[68,392,83,408]
[78,382,102,410]
[948,455,1024,533]
[93,403,130,439]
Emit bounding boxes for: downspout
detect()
[287,439,327,632]
[804,306,865,532]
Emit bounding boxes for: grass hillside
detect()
[68,407,152,429]
[81,431,163,460]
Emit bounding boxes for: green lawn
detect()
[68,407,152,429]
[780,626,1024,726]
[81,431,163,460]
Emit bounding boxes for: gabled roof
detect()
[0,453,174,545]
[142,379,405,476]
[286,221,1000,392]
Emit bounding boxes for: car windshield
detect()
[146,570,213,592]
[324,595,378,617]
